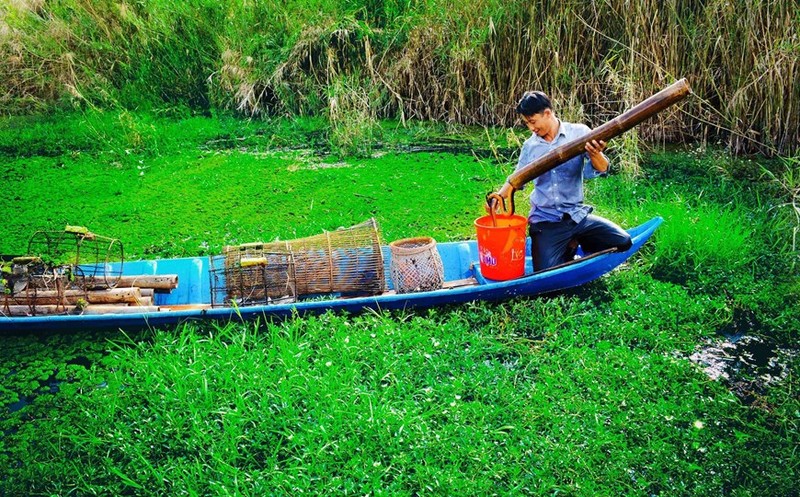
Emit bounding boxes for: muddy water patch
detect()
[687,335,797,406]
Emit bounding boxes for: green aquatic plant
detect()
[2,302,798,495]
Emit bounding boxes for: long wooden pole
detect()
[503,78,691,192]
[8,287,142,305]
[84,274,179,291]
[1,304,161,316]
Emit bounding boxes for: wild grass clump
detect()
[582,146,800,348]
[327,74,381,157]
[646,199,757,287]
[759,156,800,259]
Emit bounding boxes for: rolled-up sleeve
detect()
[583,153,608,179]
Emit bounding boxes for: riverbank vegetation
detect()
[1,0,799,494]
[2,0,799,156]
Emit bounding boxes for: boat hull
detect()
[0,217,662,332]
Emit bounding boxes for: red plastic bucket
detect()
[474,214,528,280]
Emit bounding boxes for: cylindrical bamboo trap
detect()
[210,218,385,307]
[210,249,297,307]
[285,218,385,296]
[27,226,124,290]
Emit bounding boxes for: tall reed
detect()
[2,0,798,155]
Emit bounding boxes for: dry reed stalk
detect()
[211,49,262,116]
[326,64,381,157]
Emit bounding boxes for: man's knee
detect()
[616,235,632,252]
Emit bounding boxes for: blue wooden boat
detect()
[0,217,662,332]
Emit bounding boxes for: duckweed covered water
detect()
[1,112,798,496]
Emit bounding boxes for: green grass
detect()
[2,306,796,495]
[1,147,497,256]
[1,111,798,496]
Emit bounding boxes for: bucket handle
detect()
[485,192,516,227]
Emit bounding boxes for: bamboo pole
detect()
[85,274,179,291]
[132,296,153,306]
[116,274,178,290]
[503,79,691,193]
[2,305,72,316]
[1,304,160,316]
[82,305,160,314]
[9,287,141,305]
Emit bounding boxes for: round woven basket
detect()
[389,237,444,294]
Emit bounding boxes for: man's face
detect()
[521,109,552,137]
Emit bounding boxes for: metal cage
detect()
[1,226,123,315]
[210,249,297,307]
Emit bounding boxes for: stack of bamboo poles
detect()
[1,274,179,316]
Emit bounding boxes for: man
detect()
[496,90,632,271]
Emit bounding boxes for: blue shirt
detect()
[513,120,606,224]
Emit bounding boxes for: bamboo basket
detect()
[389,237,444,294]
[1,227,124,315]
[27,226,124,290]
[210,249,296,307]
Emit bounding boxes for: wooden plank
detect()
[159,304,212,311]
[442,277,479,289]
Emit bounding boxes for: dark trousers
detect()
[529,214,632,271]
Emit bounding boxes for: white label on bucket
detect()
[479,248,497,267]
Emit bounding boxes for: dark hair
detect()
[516,91,552,116]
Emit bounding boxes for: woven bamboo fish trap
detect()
[210,218,385,306]
[27,226,124,290]
[389,236,444,294]
[210,248,296,307]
